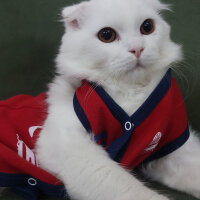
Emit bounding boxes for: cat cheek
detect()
[141,53,160,67]
[109,57,136,73]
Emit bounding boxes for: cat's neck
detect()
[49,68,168,116]
[98,68,168,115]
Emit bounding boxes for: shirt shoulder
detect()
[0,93,47,110]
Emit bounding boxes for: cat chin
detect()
[115,64,146,77]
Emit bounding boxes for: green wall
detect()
[162,0,200,132]
[0,1,200,199]
[0,0,199,131]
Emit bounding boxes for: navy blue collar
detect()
[89,69,171,128]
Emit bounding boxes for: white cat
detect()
[36,0,200,199]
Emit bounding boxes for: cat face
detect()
[57,0,182,83]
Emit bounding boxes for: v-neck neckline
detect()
[89,69,171,128]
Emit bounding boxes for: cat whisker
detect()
[170,61,198,102]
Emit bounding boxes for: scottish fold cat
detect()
[36,0,200,199]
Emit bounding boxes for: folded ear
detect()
[62,2,89,29]
[146,0,171,11]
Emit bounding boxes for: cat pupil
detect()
[140,19,154,35]
[143,21,151,32]
[98,27,116,43]
[103,30,112,40]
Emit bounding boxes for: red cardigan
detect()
[0,69,189,199]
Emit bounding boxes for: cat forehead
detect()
[89,0,164,12]
[62,0,167,31]
[85,0,161,28]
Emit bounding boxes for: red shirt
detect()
[0,69,189,199]
[0,93,66,199]
[74,69,189,168]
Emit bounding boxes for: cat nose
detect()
[129,48,144,58]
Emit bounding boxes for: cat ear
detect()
[148,0,171,11]
[62,2,89,29]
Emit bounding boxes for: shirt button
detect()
[28,178,37,186]
[124,121,134,131]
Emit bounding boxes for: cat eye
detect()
[98,27,117,43]
[140,19,155,35]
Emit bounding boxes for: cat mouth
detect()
[125,62,144,74]
[136,60,142,67]
[135,63,141,68]
[123,60,144,74]
[135,60,144,69]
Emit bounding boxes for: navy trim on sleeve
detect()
[94,132,107,148]
[0,173,67,199]
[94,132,106,141]
[144,126,190,163]
[73,93,92,133]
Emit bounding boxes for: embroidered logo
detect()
[16,126,42,166]
[17,134,38,166]
[29,126,42,137]
[144,132,162,152]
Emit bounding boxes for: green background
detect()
[0,0,199,199]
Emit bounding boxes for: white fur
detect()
[36,0,199,199]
